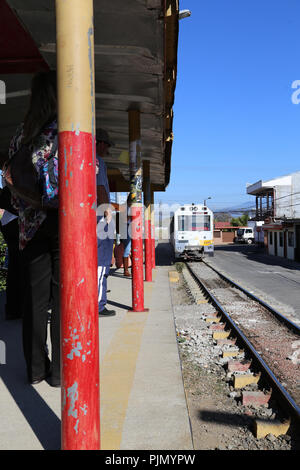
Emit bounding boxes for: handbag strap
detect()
[48,135,58,160]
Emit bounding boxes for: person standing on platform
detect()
[0,210,24,320]
[120,194,132,277]
[0,173,24,320]
[3,71,60,387]
[96,129,116,317]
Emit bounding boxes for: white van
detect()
[234,227,255,244]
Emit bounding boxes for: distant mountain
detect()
[213,201,256,215]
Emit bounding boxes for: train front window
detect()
[178,215,211,231]
[178,215,188,231]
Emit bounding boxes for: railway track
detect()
[184,260,300,439]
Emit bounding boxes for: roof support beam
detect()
[56,0,100,450]
[143,160,152,282]
[128,109,148,312]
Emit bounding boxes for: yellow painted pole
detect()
[128,110,147,311]
[143,160,152,281]
[56,0,100,450]
[151,188,156,268]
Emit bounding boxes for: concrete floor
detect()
[0,242,193,450]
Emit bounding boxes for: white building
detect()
[246,172,300,261]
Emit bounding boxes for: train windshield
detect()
[178,215,211,231]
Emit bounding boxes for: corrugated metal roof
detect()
[0,0,179,190]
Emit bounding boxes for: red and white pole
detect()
[128,110,147,311]
[151,189,156,269]
[143,160,152,282]
[56,0,100,450]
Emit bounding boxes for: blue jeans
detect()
[122,238,131,257]
[97,219,114,312]
[97,264,110,312]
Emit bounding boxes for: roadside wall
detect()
[268,229,296,260]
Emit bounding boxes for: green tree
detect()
[231,217,240,226]
[239,213,249,226]
[230,213,249,227]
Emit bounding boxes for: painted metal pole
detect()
[159,201,163,240]
[115,192,120,245]
[56,0,100,450]
[151,189,156,268]
[128,110,147,311]
[143,161,152,282]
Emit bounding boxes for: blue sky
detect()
[159,0,300,211]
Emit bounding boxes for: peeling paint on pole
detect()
[56,0,100,450]
[128,110,147,312]
[59,133,100,450]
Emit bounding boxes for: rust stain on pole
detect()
[56,0,100,450]
[128,110,147,312]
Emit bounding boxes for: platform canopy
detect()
[0,0,179,191]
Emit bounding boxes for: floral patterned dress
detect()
[8,119,58,250]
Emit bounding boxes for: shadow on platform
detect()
[0,294,61,450]
[106,299,132,311]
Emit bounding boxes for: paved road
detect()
[205,244,300,324]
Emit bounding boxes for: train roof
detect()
[176,204,213,209]
[172,204,214,214]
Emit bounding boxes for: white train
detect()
[170,203,214,260]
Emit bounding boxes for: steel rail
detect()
[203,260,300,336]
[186,262,300,422]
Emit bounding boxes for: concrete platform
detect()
[0,242,193,450]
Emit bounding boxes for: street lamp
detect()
[204,197,211,207]
[179,10,191,20]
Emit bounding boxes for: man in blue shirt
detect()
[96,129,116,317]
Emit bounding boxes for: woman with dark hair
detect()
[7,71,60,386]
